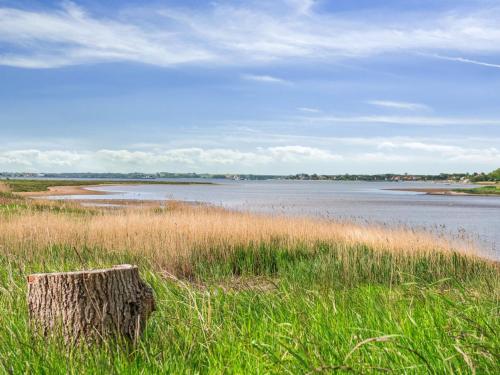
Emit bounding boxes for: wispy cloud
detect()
[267,145,342,162]
[299,115,500,126]
[428,54,500,69]
[1,1,500,68]
[297,107,321,113]
[0,2,213,68]
[242,74,290,84]
[367,100,431,111]
[375,141,500,163]
[285,0,316,15]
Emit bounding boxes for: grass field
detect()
[0,178,212,193]
[453,185,500,195]
[0,189,498,373]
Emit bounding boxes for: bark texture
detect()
[27,264,155,343]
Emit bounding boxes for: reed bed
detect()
[0,205,461,255]
[0,202,492,283]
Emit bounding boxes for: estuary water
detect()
[50,180,500,259]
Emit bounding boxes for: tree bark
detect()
[27,264,155,343]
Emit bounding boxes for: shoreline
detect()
[15,182,500,200]
[19,185,200,208]
[385,187,499,196]
[19,185,115,198]
[1,179,215,199]
[19,183,499,199]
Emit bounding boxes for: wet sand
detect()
[19,185,113,198]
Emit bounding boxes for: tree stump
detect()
[27,264,155,343]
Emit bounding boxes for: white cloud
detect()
[97,148,270,166]
[0,149,82,166]
[97,147,341,166]
[242,74,290,84]
[1,1,500,68]
[367,100,431,111]
[1,141,497,173]
[0,146,350,172]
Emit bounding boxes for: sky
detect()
[0,0,499,174]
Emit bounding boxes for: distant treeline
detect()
[286,169,499,182]
[473,168,500,181]
[0,172,285,181]
[1,168,498,182]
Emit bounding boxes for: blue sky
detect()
[0,0,499,174]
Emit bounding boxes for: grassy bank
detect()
[453,185,500,195]
[0,196,498,373]
[0,178,212,193]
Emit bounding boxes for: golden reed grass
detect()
[0,200,483,274]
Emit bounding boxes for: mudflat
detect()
[19,185,110,197]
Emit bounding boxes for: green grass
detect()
[0,191,97,216]
[0,178,213,193]
[0,244,498,374]
[453,185,500,195]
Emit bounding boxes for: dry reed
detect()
[0,201,484,275]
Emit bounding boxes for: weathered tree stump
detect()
[27,264,155,343]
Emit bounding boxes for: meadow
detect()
[0,185,498,374]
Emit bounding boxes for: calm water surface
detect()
[50,180,500,259]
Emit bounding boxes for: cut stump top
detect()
[27,264,136,283]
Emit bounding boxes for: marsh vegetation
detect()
[453,185,500,195]
[0,185,498,373]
